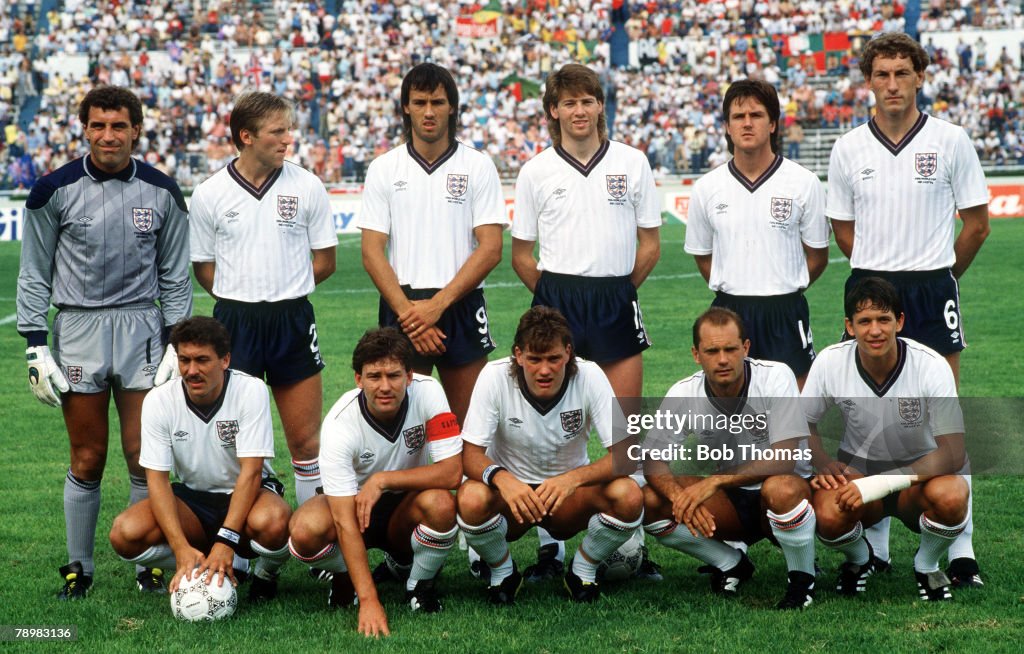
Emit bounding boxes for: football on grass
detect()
[170,570,237,622]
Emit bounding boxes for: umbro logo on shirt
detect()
[173,430,190,442]
[360,451,376,462]
[224,211,239,219]
[715,203,728,213]
[860,168,876,180]
[394,181,408,190]
[78,216,93,224]
[553,188,567,197]
[508,417,524,428]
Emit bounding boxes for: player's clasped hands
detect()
[399,300,448,356]
[494,474,547,524]
[535,473,579,516]
[671,481,719,538]
[810,460,855,490]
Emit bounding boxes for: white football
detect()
[597,529,645,582]
[170,570,237,622]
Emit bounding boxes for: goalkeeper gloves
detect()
[26,345,70,407]
[154,343,179,386]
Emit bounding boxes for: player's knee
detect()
[762,475,810,512]
[285,431,320,460]
[811,494,848,538]
[456,480,496,524]
[248,503,292,548]
[70,447,107,479]
[606,477,643,521]
[109,513,142,557]
[418,489,457,529]
[288,501,330,552]
[924,476,969,525]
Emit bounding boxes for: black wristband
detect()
[483,465,507,488]
[214,526,241,551]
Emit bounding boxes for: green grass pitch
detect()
[0,220,1021,652]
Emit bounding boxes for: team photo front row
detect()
[104,289,969,636]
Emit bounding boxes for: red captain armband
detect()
[426,412,460,441]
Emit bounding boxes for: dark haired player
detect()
[288,327,462,638]
[108,317,291,600]
[828,32,988,586]
[804,277,969,602]
[17,85,191,598]
[359,62,507,428]
[685,79,829,389]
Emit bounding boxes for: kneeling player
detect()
[288,328,461,638]
[457,306,644,604]
[109,317,292,600]
[642,308,817,609]
[805,277,969,601]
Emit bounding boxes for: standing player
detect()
[17,86,192,599]
[108,317,292,600]
[685,79,829,388]
[456,307,644,604]
[189,91,338,513]
[827,32,988,585]
[511,63,661,576]
[511,62,661,400]
[359,63,507,427]
[642,308,817,609]
[288,328,462,638]
[804,277,969,601]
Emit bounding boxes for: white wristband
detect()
[850,474,914,504]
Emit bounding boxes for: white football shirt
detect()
[512,140,662,277]
[319,374,462,497]
[461,357,619,484]
[358,141,508,290]
[140,370,276,494]
[802,338,964,467]
[190,160,339,302]
[685,155,830,294]
[648,358,811,488]
[827,114,988,271]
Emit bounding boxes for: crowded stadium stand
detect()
[2,1,1023,191]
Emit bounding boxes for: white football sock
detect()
[292,458,321,506]
[818,521,869,566]
[767,499,817,576]
[947,475,975,561]
[645,519,742,571]
[251,539,290,580]
[864,516,892,563]
[458,514,513,584]
[916,513,968,573]
[408,524,458,590]
[289,539,348,573]
[123,543,176,570]
[572,513,643,583]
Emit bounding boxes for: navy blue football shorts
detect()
[172,477,284,557]
[378,287,495,369]
[532,272,651,363]
[843,268,965,355]
[362,491,410,556]
[712,291,815,377]
[214,297,325,386]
